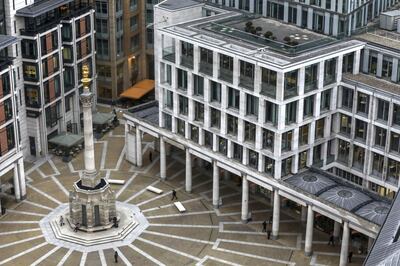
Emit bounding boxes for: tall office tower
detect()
[18,0,96,157]
[95,0,160,102]
[209,0,400,36]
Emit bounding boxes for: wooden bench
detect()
[147,186,163,194]
[108,179,125,185]
[174,201,186,212]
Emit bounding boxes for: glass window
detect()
[210,81,221,103]
[281,157,293,177]
[248,149,258,169]
[355,119,367,141]
[181,41,194,69]
[262,129,274,151]
[338,139,350,163]
[339,114,352,135]
[377,99,389,121]
[204,130,213,148]
[265,156,275,176]
[177,118,185,137]
[303,96,314,118]
[239,60,254,90]
[372,152,384,178]
[315,118,325,139]
[320,89,331,111]
[324,58,337,85]
[282,131,292,152]
[246,94,258,117]
[164,90,173,109]
[179,96,188,116]
[228,87,240,109]
[286,101,297,125]
[299,124,309,146]
[393,104,400,126]
[304,64,318,92]
[227,114,238,136]
[211,108,221,129]
[177,69,187,90]
[390,132,400,153]
[265,101,277,125]
[387,159,400,186]
[368,54,378,75]
[191,124,199,143]
[233,142,243,162]
[357,92,369,115]
[199,47,213,76]
[219,137,228,156]
[194,102,204,122]
[261,68,277,98]
[352,145,365,171]
[219,54,233,83]
[193,74,204,96]
[375,127,387,148]
[381,57,392,80]
[341,87,353,110]
[284,70,298,99]
[299,151,308,170]
[245,122,256,143]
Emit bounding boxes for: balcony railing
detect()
[199,62,213,76]
[284,86,298,99]
[219,68,233,83]
[260,83,276,98]
[180,55,193,69]
[162,46,175,63]
[240,76,254,90]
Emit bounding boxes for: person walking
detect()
[328,233,335,246]
[267,229,271,239]
[114,251,118,263]
[348,251,353,263]
[262,220,267,232]
[171,189,178,201]
[59,216,64,226]
[149,151,153,162]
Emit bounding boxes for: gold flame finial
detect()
[81,64,91,90]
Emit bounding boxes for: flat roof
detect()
[342,73,400,96]
[127,101,159,126]
[285,169,391,225]
[161,10,364,68]
[16,0,73,18]
[0,35,18,50]
[355,26,400,51]
[365,192,400,265]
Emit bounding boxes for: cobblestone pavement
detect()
[0,121,365,265]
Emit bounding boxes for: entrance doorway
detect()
[94,205,100,226]
[81,205,87,226]
[29,136,36,156]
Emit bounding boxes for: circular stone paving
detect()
[337,189,353,198]
[374,206,389,215]
[302,175,318,183]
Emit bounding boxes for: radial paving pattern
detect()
[0,123,366,266]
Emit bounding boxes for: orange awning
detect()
[119,79,155,100]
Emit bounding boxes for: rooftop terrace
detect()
[343,73,400,97]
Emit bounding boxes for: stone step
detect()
[50,219,139,246]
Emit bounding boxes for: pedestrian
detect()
[328,233,335,246]
[269,216,273,225]
[59,216,64,226]
[149,151,153,162]
[74,223,79,232]
[348,251,353,263]
[267,229,271,239]
[114,251,118,263]
[262,220,267,232]
[171,189,178,201]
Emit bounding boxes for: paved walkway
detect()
[0,123,365,266]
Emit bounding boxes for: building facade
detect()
[18,0,96,157]
[95,0,160,102]
[124,1,400,264]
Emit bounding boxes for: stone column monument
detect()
[68,64,116,232]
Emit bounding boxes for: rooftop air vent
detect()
[379,10,400,31]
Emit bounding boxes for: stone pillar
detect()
[212,161,220,208]
[272,190,280,239]
[136,127,143,167]
[241,175,249,222]
[13,165,21,201]
[368,237,374,251]
[18,159,26,199]
[305,205,314,256]
[334,221,341,239]
[185,148,192,193]
[339,221,350,266]
[160,137,166,180]
[301,205,307,222]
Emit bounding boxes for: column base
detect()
[186,190,192,194]
[305,251,313,257]
[271,234,278,240]
[20,195,27,200]
[241,219,248,224]
[213,204,219,209]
